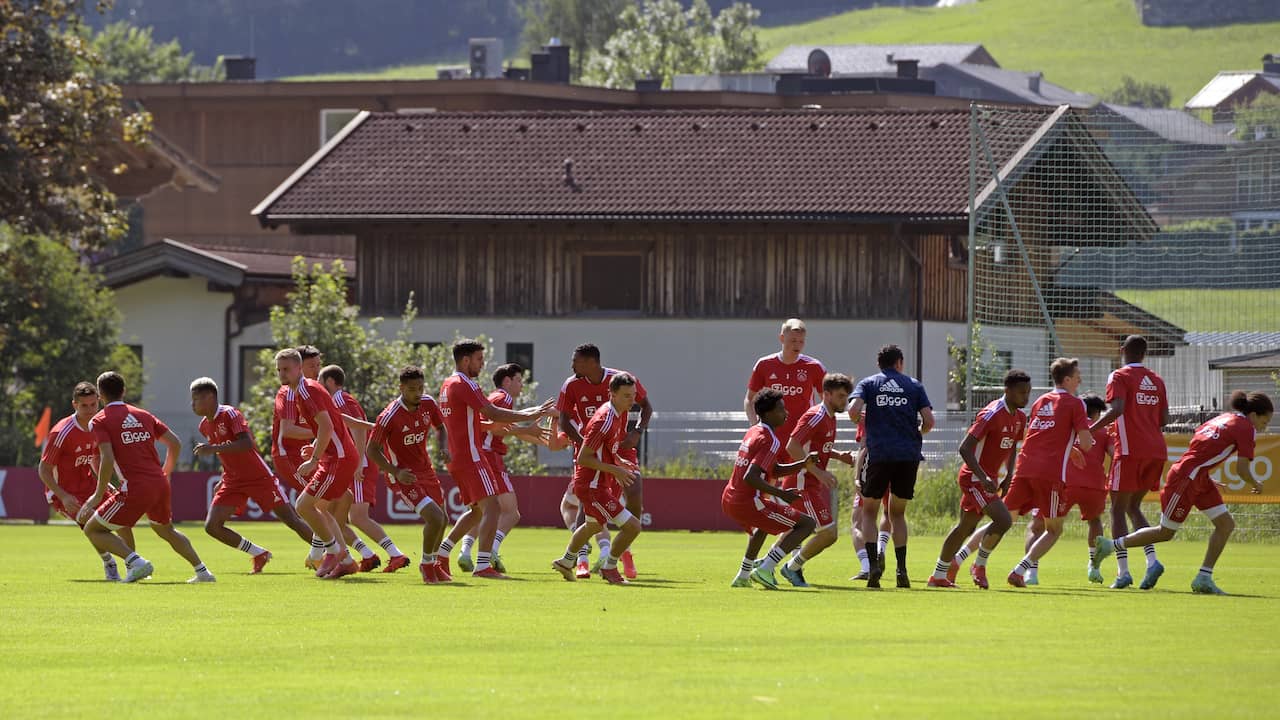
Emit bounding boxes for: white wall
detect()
[115,276,232,461]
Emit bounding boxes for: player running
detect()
[551,373,645,585]
[190,377,313,573]
[849,418,894,581]
[1001,358,1093,588]
[556,343,652,579]
[365,365,453,583]
[722,389,818,590]
[321,364,409,572]
[778,373,857,587]
[276,349,360,579]
[928,369,1030,589]
[1093,391,1272,594]
[849,344,934,588]
[441,339,555,578]
[745,318,826,458]
[78,371,214,583]
[1089,335,1169,589]
[1062,394,1113,584]
[38,381,135,581]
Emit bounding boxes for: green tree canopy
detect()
[83,21,223,84]
[1104,75,1173,108]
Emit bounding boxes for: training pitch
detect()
[1,524,1277,718]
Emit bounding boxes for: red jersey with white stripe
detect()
[958,398,1026,484]
[370,395,445,474]
[40,415,98,498]
[1106,363,1168,460]
[271,385,311,460]
[332,389,371,469]
[748,353,825,441]
[1012,390,1090,483]
[482,389,513,455]
[572,402,630,491]
[198,405,274,485]
[556,368,648,440]
[723,423,783,505]
[785,403,836,491]
[441,371,490,465]
[292,378,357,462]
[1067,426,1113,491]
[1170,412,1256,482]
[90,402,171,490]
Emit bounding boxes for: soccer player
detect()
[556,343,652,579]
[928,369,1031,589]
[366,365,452,583]
[441,339,555,578]
[1001,358,1094,588]
[1089,335,1169,589]
[848,344,934,588]
[190,377,313,573]
[38,382,134,580]
[78,371,214,583]
[321,364,409,572]
[551,373,645,585]
[722,389,818,590]
[778,373,857,587]
[1058,394,1114,584]
[745,318,826,457]
[848,419,894,581]
[1093,391,1272,595]
[277,349,360,579]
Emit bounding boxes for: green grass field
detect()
[2,523,1278,718]
[1116,289,1280,332]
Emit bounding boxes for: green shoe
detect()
[591,555,606,573]
[749,566,779,590]
[1110,573,1134,589]
[457,554,474,573]
[1191,575,1227,595]
[1092,536,1112,568]
[1088,566,1104,584]
[492,554,506,574]
[730,576,753,588]
[1024,572,1039,586]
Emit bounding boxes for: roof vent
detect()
[1028,71,1043,94]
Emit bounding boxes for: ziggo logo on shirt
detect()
[120,431,153,445]
[1135,392,1161,405]
[769,384,806,396]
[876,395,909,407]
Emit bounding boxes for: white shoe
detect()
[187,572,217,583]
[104,563,121,582]
[123,560,154,583]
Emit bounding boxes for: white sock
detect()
[493,530,506,556]
[439,538,455,556]
[1144,545,1158,568]
[598,535,612,558]
[308,536,325,561]
[1116,547,1130,576]
[786,554,807,571]
[1013,557,1033,575]
[1197,565,1213,579]
[736,556,754,580]
[876,531,890,556]
[759,545,786,573]
[856,548,870,573]
[475,551,491,572]
[193,562,209,574]
[379,536,402,557]
[577,544,590,563]
[237,538,266,556]
[351,539,375,559]
[421,552,436,565]
[932,559,950,580]
[459,535,476,559]
[124,552,141,568]
[975,547,991,567]
[955,546,972,563]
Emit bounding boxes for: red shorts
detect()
[958,478,1001,515]
[1160,473,1225,528]
[722,496,806,536]
[391,470,444,513]
[1111,457,1164,493]
[450,455,511,505]
[574,482,630,526]
[304,453,359,501]
[212,475,288,514]
[1003,474,1067,519]
[273,453,307,494]
[94,480,171,529]
[353,463,380,505]
[789,486,833,529]
[1064,484,1107,521]
[50,489,95,528]
[483,450,513,491]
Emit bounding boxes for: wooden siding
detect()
[356,223,967,321]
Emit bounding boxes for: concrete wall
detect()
[114,276,233,462]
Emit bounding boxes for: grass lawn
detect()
[1115,288,1280,332]
[1,523,1277,718]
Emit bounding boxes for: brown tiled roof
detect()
[254,107,1062,222]
[203,247,355,278]
[97,238,354,288]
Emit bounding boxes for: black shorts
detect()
[862,461,920,501]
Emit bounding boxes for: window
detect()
[238,345,272,403]
[578,253,644,312]
[506,343,534,379]
[320,109,359,146]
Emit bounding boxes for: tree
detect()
[241,259,546,476]
[82,21,222,84]
[946,324,1008,411]
[583,0,762,89]
[1103,75,1172,108]
[1235,93,1280,141]
[0,225,141,465]
[1,0,153,252]
[520,0,630,81]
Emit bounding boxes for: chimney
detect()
[634,78,662,92]
[1265,53,1280,74]
[1028,71,1043,94]
[531,41,571,84]
[223,55,256,81]
[894,58,919,79]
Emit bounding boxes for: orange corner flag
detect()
[34,406,52,448]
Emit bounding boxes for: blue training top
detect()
[854,368,932,464]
